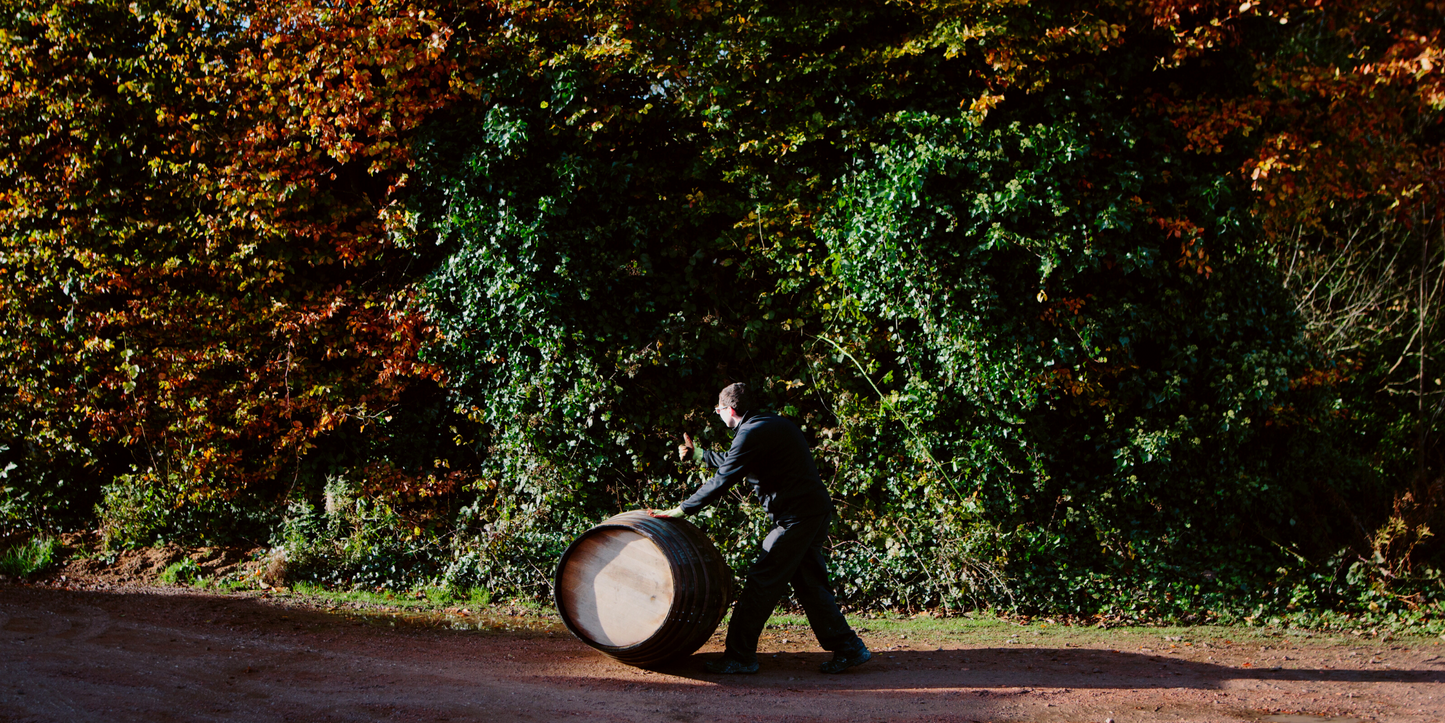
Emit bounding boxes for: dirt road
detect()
[3,581,1443,722]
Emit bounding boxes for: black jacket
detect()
[679,410,832,519]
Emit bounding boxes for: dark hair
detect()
[717,382,750,413]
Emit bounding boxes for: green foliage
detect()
[274,478,448,591]
[815,95,1352,611]
[463,586,492,608]
[95,471,278,550]
[0,536,61,578]
[97,473,178,550]
[0,442,102,536]
[373,0,1441,622]
[158,557,201,586]
[1,0,1439,625]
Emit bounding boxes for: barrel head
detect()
[556,528,675,647]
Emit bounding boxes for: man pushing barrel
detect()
[649,382,871,675]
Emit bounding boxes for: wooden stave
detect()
[638,513,729,663]
[554,511,732,667]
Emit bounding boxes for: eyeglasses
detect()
[714,405,728,413]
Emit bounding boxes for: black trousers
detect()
[724,509,862,664]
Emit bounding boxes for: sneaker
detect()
[704,656,760,674]
[819,644,872,674]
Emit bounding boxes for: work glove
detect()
[648,507,685,518]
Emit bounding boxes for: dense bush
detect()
[1,0,1440,623]
[0,535,61,579]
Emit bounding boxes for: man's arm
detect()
[653,433,711,518]
[680,432,728,468]
[678,425,759,515]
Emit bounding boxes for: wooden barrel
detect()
[554,510,732,667]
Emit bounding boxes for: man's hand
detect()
[648,507,686,518]
[677,432,694,461]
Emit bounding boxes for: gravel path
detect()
[3,582,1444,722]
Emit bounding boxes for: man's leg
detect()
[789,512,863,653]
[717,514,829,668]
[786,511,870,672]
